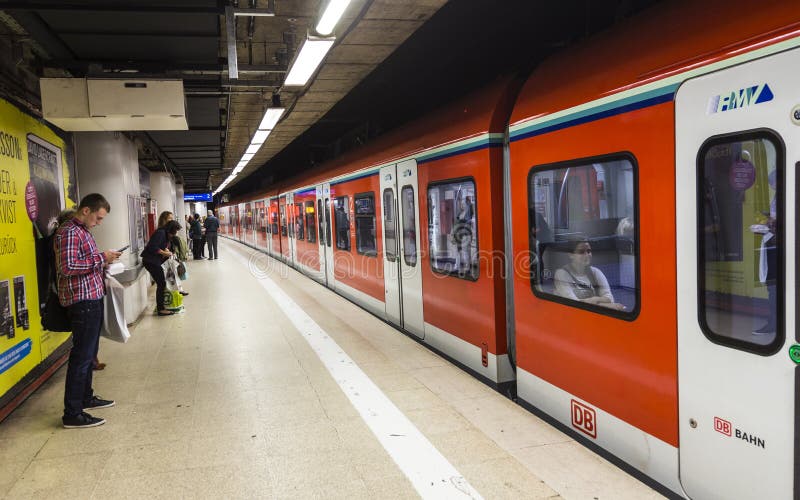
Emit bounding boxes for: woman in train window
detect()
[554,237,625,311]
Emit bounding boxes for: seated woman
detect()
[554,238,625,311]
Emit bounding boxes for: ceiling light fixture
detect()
[251,129,270,144]
[258,107,285,130]
[245,144,260,155]
[241,153,255,161]
[284,34,335,87]
[316,0,352,36]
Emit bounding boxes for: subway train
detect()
[218,1,800,497]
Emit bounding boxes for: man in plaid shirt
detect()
[55,193,122,428]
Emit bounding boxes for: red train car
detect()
[221,1,800,496]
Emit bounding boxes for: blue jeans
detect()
[63,299,103,417]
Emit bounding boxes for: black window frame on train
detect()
[317,199,324,245]
[382,188,398,262]
[696,129,785,356]
[401,185,417,267]
[527,152,641,321]
[334,195,351,251]
[294,202,305,240]
[426,177,479,282]
[304,201,316,244]
[354,192,377,257]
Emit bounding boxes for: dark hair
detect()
[78,193,111,213]
[164,220,181,236]
[565,235,590,254]
[194,213,200,219]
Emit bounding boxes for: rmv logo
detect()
[708,83,774,114]
[571,399,597,439]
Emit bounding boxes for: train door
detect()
[316,185,329,285]
[286,192,296,264]
[322,183,335,287]
[380,160,424,338]
[380,165,402,326]
[676,48,798,499]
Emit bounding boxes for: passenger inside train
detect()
[553,237,625,311]
[530,157,637,314]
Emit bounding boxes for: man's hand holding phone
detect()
[103,248,123,263]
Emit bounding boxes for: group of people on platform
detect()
[50,193,221,428]
[187,210,220,260]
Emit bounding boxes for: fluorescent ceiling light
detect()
[284,36,335,87]
[245,144,260,155]
[257,108,285,130]
[252,129,270,144]
[233,166,244,174]
[316,0,352,36]
[237,160,248,168]
[241,153,255,161]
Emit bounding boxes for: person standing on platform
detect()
[55,193,121,429]
[190,213,204,260]
[204,209,220,259]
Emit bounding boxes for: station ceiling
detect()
[0,0,660,196]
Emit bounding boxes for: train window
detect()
[325,198,332,247]
[383,189,397,261]
[401,186,417,266]
[317,199,324,244]
[334,196,351,251]
[279,203,287,236]
[305,201,316,243]
[528,154,638,319]
[427,179,478,280]
[355,192,377,256]
[270,208,278,235]
[295,203,305,240]
[698,132,783,353]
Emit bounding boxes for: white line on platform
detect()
[233,247,483,499]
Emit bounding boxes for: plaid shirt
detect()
[55,217,106,306]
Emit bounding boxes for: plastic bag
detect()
[101,275,130,343]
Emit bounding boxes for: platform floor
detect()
[0,238,664,499]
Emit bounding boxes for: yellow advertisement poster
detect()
[0,98,75,398]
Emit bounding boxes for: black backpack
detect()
[40,232,71,332]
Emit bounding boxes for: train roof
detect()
[510,0,800,128]
[228,75,520,202]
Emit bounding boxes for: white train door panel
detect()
[397,159,424,338]
[676,47,799,499]
[286,192,296,265]
[380,165,402,326]
[322,183,335,287]
[316,185,327,285]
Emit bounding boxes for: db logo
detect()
[714,417,732,436]
[571,399,597,438]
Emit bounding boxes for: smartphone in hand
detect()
[117,244,130,253]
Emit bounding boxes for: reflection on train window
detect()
[279,203,287,236]
[427,179,478,280]
[270,208,278,234]
[698,132,783,353]
[334,196,351,251]
[529,155,638,318]
[355,192,377,256]
[401,186,417,266]
[383,189,397,261]
[325,198,332,247]
[295,203,305,240]
[317,200,324,244]
[305,201,316,243]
